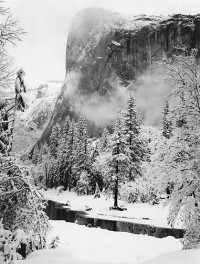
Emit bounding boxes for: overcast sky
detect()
[5,0,200,88]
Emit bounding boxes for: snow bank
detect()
[140,248,200,264]
[45,221,182,263]
[15,248,200,264]
[15,220,186,264]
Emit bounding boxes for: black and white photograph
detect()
[0,0,200,263]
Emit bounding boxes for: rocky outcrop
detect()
[39,9,200,143]
[21,81,62,130]
[14,82,61,154]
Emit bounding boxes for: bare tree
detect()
[0,1,25,88]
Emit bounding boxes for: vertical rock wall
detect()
[39,10,200,143]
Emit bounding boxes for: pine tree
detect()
[73,117,88,177]
[56,117,71,188]
[73,117,90,192]
[49,123,61,158]
[57,119,77,190]
[162,100,173,139]
[66,119,76,189]
[106,109,131,208]
[124,94,147,179]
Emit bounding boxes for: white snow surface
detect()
[14,189,200,264]
[41,188,183,228]
[15,220,200,264]
[19,81,61,127]
[141,249,200,264]
[16,220,183,264]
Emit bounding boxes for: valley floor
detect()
[15,220,200,264]
[41,188,182,229]
[14,188,200,264]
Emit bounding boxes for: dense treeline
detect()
[31,48,200,249]
[32,94,149,208]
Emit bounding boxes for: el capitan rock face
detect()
[65,10,200,91]
[39,9,200,143]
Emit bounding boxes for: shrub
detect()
[120,180,160,204]
[0,155,50,253]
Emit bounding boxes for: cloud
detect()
[63,70,129,126]
[63,70,82,98]
[63,66,170,127]
[133,67,171,125]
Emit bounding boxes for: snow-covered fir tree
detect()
[124,93,148,179]
[106,109,131,208]
[57,119,76,190]
[56,117,71,188]
[66,119,77,190]
[73,117,89,189]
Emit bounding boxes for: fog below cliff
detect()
[63,66,170,127]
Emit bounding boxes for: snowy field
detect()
[15,220,200,264]
[41,188,182,228]
[16,220,182,264]
[14,188,199,264]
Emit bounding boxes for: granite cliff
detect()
[39,8,200,142]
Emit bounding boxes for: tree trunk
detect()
[114,145,119,207]
[114,176,118,207]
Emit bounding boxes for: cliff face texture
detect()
[40,8,200,142]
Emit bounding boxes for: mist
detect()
[134,67,171,125]
[63,66,171,127]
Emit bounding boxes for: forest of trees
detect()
[31,48,200,250]
[32,94,149,208]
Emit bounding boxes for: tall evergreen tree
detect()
[124,94,147,179]
[106,109,131,208]
[66,119,77,189]
[57,119,76,190]
[73,117,88,180]
[56,117,71,187]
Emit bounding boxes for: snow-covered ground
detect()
[14,189,200,264]
[16,220,183,264]
[15,220,200,264]
[41,188,183,229]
